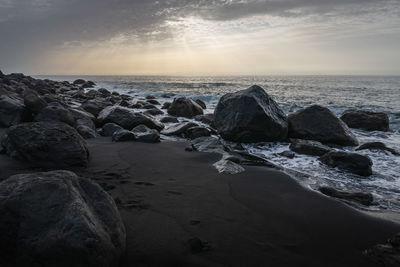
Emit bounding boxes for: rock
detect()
[340,109,389,131]
[162,102,171,109]
[102,123,123,137]
[356,142,399,156]
[0,95,29,127]
[98,106,164,131]
[147,99,160,105]
[76,125,97,139]
[81,99,112,117]
[162,93,175,98]
[2,121,89,167]
[144,108,163,116]
[214,85,288,143]
[23,90,48,114]
[365,233,400,267]
[288,105,359,146]
[142,104,157,109]
[131,124,160,143]
[119,100,130,107]
[73,79,86,85]
[70,108,96,130]
[289,139,332,156]
[112,129,136,142]
[186,126,212,139]
[81,81,96,89]
[168,97,204,118]
[194,114,214,126]
[320,151,373,176]
[213,157,245,175]
[160,116,179,123]
[161,122,198,137]
[190,136,227,154]
[146,95,156,100]
[34,104,75,126]
[98,88,111,97]
[279,150,295,159]
[319,186,373,206]
[194,99,207,109]
[0,170,125,267]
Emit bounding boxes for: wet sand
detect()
[1,137,399,266]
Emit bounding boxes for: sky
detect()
[0,0,399,76]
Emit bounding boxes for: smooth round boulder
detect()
[340,109,389,132]
[320,151,373,176]
[34,104,75,126]
[288,105,358,146]
[214,85,288,143]
[0,170,126,267]
[1,121,89,167]
[168,97,204,118]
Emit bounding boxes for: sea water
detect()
[38,75,400,213]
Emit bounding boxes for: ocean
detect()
[38,75,400,213]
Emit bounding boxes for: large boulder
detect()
[34,104,75,126]
[0,170,125,267]
[214,85,288,143]
[289,139,332,156]
[320,151,373,176]
[98,106,164,131]
[0,95,28,127]
[340,109,389,131]
[168,97,204,118]
[23,90,48,114]
[288,105,358,146]
[1,121,89,167]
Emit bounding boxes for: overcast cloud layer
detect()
[0,0,399,75]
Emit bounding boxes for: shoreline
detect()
[2,136,399,266]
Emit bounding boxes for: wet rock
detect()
[356,142,399,156]
[81,99,112,117]
[131,124,160,143]
[1,121,89,167]
[214,85,288,143]
[340,109,389,132]
[73,79,86,85]
[98,106,164,131]
[279,150,295,159]
[194,99,207,109]
[168,97,204,118]
[319,186,373,206]
[147,99,160,105]
[161,122,198,137]
[0,170,126,267]
[186,126,212,139]
[365,233,400,267]
[160,116,179,123]
[112,129,136,142]
[34,104,75,126]
[0,95,29,127]
[194,113,214,126]
[146,95,156,100]
[190,136,227,154]
[98,88,111,97]
[144,108,163,116]
[289,139,332,156]
[102,123,123,137]
[162,102,171,109]
[213,157,245,174]
[142,104,157,109]
[119,100,130,107]
[76,124,97,139]
[288,105,358,146]
[320,151,373,176]
[23,90,48,114]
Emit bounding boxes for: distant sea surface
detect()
[37,75,400,213]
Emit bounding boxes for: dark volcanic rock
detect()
[76,125,97,139]
[102,123,123,137]
[288,105,358,146]
[356,142,399,156]
[144,108,163,116]
[214,85,288,143]
[23,90,48,114]
[289,139,332,156]
[112,129,136,142]
[0,95,28,127]
[279,150,295,159]
[161,122,198,137]
[132,124,160,143]
[340,109,389,131]
[98,106,164,131]
[73,79,86,85]
[81,99,112,117]
[194,113,214,126]
[162,102,171,109]
[319,186,373,206]
[0,170,126,267]
[34,104,75,126]
[1,121,89,167]
[168,97,204,118]
[186,126,212,139]
[190,136,227,154]
[365,233,400,267]
[160,116,179,123]
[147,99,160,105]
[194,99,207,109]
[320,151,373,176]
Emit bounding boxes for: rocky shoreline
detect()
[0,71,399,266]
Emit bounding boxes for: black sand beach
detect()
[2,136,398,266]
